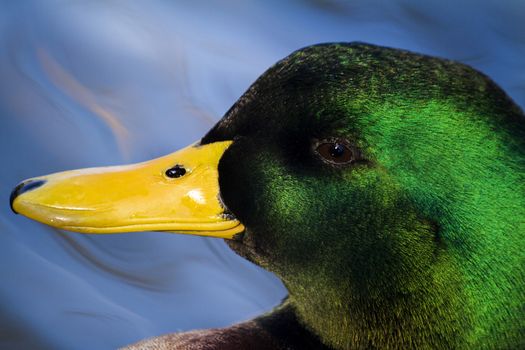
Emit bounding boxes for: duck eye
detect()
[165,165,186,178]
[315,141,355,165]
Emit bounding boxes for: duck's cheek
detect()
[225,227,263,263]
[217,141,265,227]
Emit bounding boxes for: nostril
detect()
[9,179,46,214]
[165,165,186,178]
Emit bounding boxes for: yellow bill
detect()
[10,141,244,239]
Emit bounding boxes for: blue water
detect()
[1,1,524,348]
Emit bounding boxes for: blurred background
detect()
[1,0,524,348]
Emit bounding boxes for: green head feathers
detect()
[203,43,524,349]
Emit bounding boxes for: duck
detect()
[10,43,525,349]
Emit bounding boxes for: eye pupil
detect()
[166,165,186,178]
[330,143,345,158]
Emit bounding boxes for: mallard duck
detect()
[10,43,524,349]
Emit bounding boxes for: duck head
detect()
[11,43,525,349]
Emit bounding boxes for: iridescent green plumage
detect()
[202,43,524,349]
